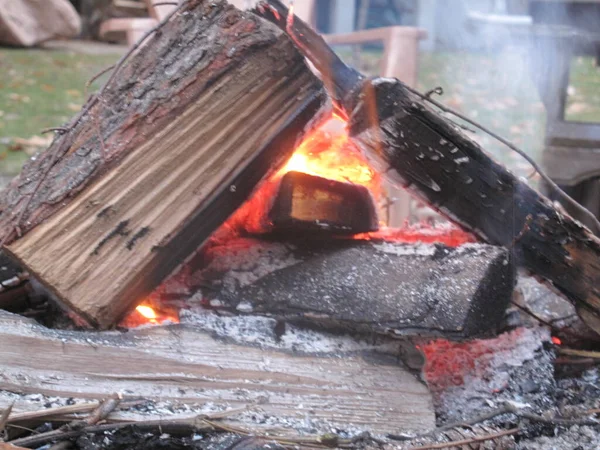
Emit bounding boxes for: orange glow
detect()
[136,305,158,322]
[552,336,562,345]
[277,116,381,194]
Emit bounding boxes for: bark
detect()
[0,0,325,328]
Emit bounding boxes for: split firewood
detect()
[256,0,600,336]
[0,0,326,328]
[0,310,435,436]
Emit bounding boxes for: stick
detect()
[0,402,13,435]
[406,428,519,450]
[558,348,600,360]
[7,403,100,424]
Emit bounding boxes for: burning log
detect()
[0,310,435,436]
[257,0,600,335]
[197,238,514,338]
[0,1,325,328]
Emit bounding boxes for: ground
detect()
[0,43,599,181]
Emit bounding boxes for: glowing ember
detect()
[552,336,562,345]
[276,116,381,194]
[136,305,158,323]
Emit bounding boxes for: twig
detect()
[7,402,100,424]
[424,86,444,98]
[403,84,600,233]
[9,419,212,448]
[558,348,600,360]
[84,64,116,99]
[0,402,14,434]
[152,1,179,6]
[40,127,69,135]
[406,428,519,450]
[82,394,121,426]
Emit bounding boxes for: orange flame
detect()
[136,305,158,323]
[277,116,381,195]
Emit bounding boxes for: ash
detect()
[180,308,398,356]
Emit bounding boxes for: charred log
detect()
[197,238,514,339]
[256,0,600,335]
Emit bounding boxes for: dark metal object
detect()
[269,171,379,235]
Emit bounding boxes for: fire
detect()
[136,305,158,323]
[277,116,381,194]
[552,336,562,345]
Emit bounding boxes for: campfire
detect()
[0,0,599,449]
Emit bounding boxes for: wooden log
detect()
[0,310,435,436]
[197,238,514,338]
[0,1,326,328]
[256,0,600,335]
[269,171,378,234]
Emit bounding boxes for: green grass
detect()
[0,49,119,174]
[565,56,600,123]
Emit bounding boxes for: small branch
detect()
[406,428,519,450]
[0,402,14,434]
[84,64,116,99]
[7,402,100,424]
[83,394,121,426]
[40,127,69,135]
[558,348,600,361]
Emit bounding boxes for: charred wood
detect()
[256,0,600,335]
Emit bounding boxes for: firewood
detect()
[198,238,514,338]
[0,0,326,328]
[256,0,600,335]
[0,310,435,436]
[269,171,378,234]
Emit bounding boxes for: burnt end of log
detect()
[269,171,379,235]
[205,239,515,339]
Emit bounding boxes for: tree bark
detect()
[0,0,326,328]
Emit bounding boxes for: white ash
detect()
[373,242,437,257]
[195,239,300,292]
[433,327,555,424]
[517,425,600,450]
[180,308,398,356]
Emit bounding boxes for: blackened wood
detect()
[256,0,600,335]
[269,171,378,234]
[200,239,514,338]
[0,0,326,328]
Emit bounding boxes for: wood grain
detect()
[0,311,435,436]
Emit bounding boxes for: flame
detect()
[552,336,562,345]
[136,305,158,323]
[277,116,381,194]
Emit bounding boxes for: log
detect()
[256,0,600,335]
[197,238,514,338]
[0,310,435,436]
[0,0,326,328]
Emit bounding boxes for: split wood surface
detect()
[0,311,435,436]
[0,0,325,328]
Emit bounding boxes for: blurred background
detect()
[1,0,599,226]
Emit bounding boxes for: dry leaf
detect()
[67,103,82,112]
[66,89,82,97]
